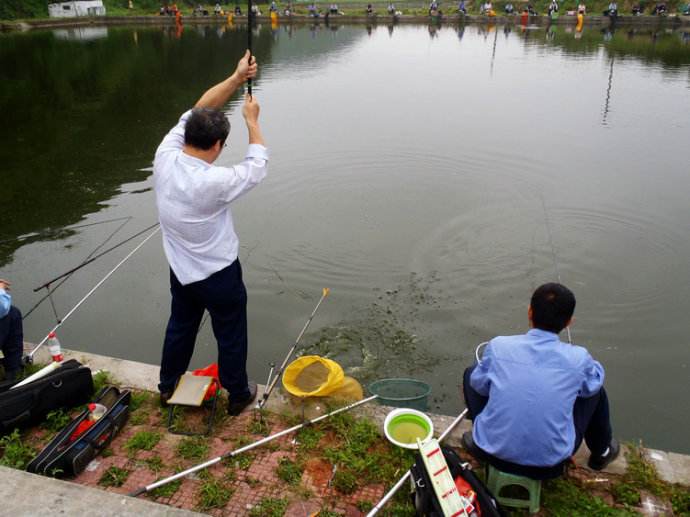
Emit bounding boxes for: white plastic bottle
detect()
[47,332,64,362]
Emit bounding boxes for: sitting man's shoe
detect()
[228,381,258,416]
[588,438,620,470]
[159,390,173,408]
[461,430,486,461]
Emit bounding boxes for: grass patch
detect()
[276,457,304,485]
[129,391,152,412]
[125,430,161,455]
[129,411,148,425]
[248,417,270,436]
[150,478,181,499]
[92,370,112,393]
[318,510,341,517]
[542,477,636,516]
[0,429,36,469]
[177,436,209,460]
[102,448,114,458]
[98,466,129,487]
[227,452,254,470]
[42,409,72,433]
[143,455,164,473]
[332,469,358,494]
[248,497,289,517]
[295,426,324,452]
[196,477,234,511]
[356,500,374,512]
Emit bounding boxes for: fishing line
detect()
[540,193,572,343]
[0,216,133,245]
[22,216,133,321]
[32,221,159,293]
[26,225,161,362]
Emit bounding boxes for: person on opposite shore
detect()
[154,51,266,416]
[0,279,23,382]
[462,283,620,479]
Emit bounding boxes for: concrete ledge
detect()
[0,466,203,516]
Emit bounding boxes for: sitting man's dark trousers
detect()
[0,306,24,380]
[159,260,249,400]
[463,365,613,480]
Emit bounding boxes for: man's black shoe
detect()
[228,381,257,416]
[461,431,486,461]
[159,390,173,408]
[588,438,620,470]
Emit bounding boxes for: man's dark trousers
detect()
[462,365,613,477]
[159,260,250,400]
[0,306,23,376]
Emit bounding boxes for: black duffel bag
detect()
[0,359,93,433]
[28,386,131,477]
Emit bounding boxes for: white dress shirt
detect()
[154,110,268,285]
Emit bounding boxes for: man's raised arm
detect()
[195,50,257,109]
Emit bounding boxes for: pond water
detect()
[2,22,689,453]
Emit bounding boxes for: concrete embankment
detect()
[1,12,689,31]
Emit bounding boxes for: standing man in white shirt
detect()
[154,50,267,416]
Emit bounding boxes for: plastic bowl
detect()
[383,408,434,449]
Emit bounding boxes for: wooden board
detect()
[167,374,213,407]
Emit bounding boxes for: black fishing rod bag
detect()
[410,446,507,517]
[0,359,93,433]
[27,386,131,477]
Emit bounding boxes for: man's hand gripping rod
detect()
[256,287,330,410]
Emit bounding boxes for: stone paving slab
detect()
[0,466,203,517]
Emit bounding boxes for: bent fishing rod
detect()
[256,287,330,410]
[25,225,161,363]
[129,393,378,497]
[367,408,470,516]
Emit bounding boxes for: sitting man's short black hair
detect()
[184,108,230,150]
[530,282,576,334]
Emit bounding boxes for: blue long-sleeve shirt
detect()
[0,288,10,319]
[470,328,605,467]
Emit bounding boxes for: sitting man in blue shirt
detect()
[462,283,619,479]
[0,278,23,381]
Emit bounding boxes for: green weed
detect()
[92,370,112,393]
[143,455,164,473]
[150,478,181,499]
[196,477,234,511]
[125,430,161,455]
[318,510,341,517]
[356,500,374,512]
[102,448,114,458]
[248,417,270,436]
[177,436,209,460]
[248,497,288,517]
[671,485,690,515]
[295,426,324,452]
[332,469,358,494]
[542,478,637,516]
[98,466,129,487]
[43,409,71,433]
[129,391,152,412]
[276,457,304,485]
[0,430,35,469]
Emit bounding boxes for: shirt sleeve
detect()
[0,288,11,319]
[579,352,605,397]
[154,110,193,162]
[217,144,269,204]
[470,342,494,396]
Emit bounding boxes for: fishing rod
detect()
[256,287,330,410]
[540,194,572,343]
[366,408,470,516]
[22,217,133,321]
[25,225,161,363]
[32,222,160,293]
[247,0,253,97]
[129,393,379,497]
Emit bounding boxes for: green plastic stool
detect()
[486,465,542,514]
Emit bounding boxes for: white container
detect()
[383,408,434,450]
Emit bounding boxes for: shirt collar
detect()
[527,328,561,340]
[179,150,212,169]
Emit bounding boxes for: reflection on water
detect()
[1,23,689,453]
